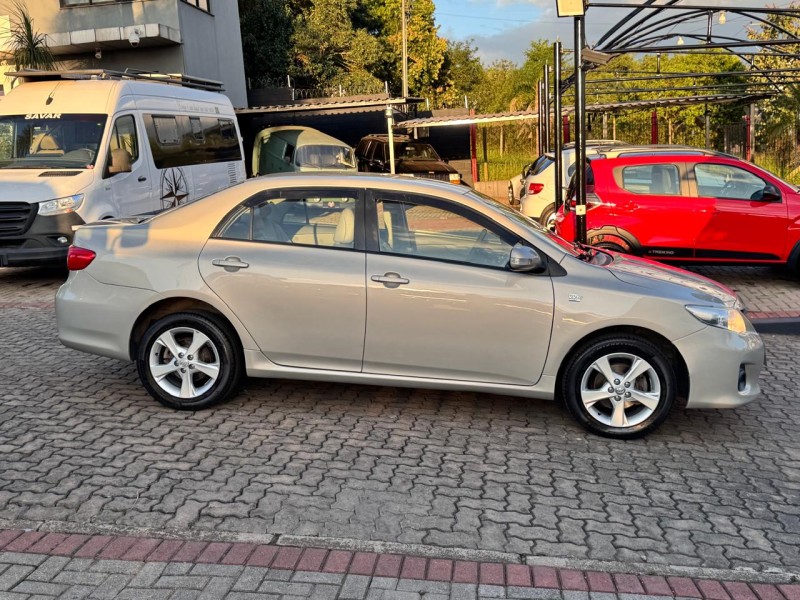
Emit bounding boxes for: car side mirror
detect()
[761,184,781,202]
[509,243,545,272]
[108,148,132,175]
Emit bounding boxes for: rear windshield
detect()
[294,144,355,169]
[531,155,554,175]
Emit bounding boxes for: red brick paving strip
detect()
[427,559,453,582]
[220,543,257,566]
[505,564,532,587]
[532,566,560,588]
[26,533,70,554]
[349,552,378,576]
[641,575,675,596]
[452,561,479,584]
[614,573,647,595]
[4,531,46,552]
[72,535,113,559]
[480,562,505,586]
[0,529,795,596]
[723,582,759,600]
[697,579,732,600]
[245,544,279,567]
[779,585,800,600]
[296,547,328,571]
[559,569,589,591]
[322,550,353,573]
[196,542,232,564]
[400,556,427,580]
[751,584,786,600]
[373,554,402,578]
[669,576,704,598]
[145,540,184,563]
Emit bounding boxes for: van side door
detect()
[103,113,154,217]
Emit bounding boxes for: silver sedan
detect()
[56,173,764,438]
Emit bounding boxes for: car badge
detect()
[569,294,582,302]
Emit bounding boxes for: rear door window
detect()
[620,164,680,195]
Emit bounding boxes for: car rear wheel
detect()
[561,335,675,438]
[137,312,243,410]
[539,204,556,231]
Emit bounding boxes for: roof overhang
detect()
[237,96,425,117]
[39,23,181,56]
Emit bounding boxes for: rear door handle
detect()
[138,176,147,182]
[371,272,409,288]
[212,256,249,271]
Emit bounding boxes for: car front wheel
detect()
[137,312,243,410]
[561,335,676,438]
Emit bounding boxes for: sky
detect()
[433,0,797,66]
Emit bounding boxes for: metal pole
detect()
[705,105,711,148]
[543,63,551,153]
[386,106,396,174]
[553,41,563,214]
[574,15,587,245]
[537,81,544,156]
[401,0,409,98]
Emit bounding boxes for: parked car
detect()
[511,141,626,224]
[516,143,712,229]
[555,153,800,273]
[0,69,245,268]
[251,126,356,176]
[355,134,462,184]
[56,173,764,439]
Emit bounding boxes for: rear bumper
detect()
[56,271,160,361]
[0,211,84,267]
[675,325,765,409]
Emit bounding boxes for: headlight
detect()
[38,194,84,216]
[685,305,747,334]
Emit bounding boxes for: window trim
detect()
[212,187,366,252]
[365,190,526,272]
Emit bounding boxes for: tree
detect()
[440,40,486,108]
[8,1,55,71]
[237,0,292,86]
[290,0,383,93]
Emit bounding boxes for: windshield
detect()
[294,144,355,169]
[464,189,582,257]
[395,142,441,160]
[0,114,106,169]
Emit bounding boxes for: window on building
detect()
[181,0,211,12]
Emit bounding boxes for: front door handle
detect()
[371,272,409,288]
[138,176,147,182]
[212,256,249,271]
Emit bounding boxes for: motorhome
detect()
[0,70,245,267]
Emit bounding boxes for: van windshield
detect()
[294,145,356,169]
[0,114,106,169]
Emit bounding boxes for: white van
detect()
[0,69,246,267]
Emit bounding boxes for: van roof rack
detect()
[7,69,225,92]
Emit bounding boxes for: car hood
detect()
[606,253,740,308]
[395,159,457,174]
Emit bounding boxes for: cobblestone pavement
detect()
[1,266,800,589]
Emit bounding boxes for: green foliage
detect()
[8,1,55,71]
[237,0,292,84]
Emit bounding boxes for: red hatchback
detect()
[554,153,800,271]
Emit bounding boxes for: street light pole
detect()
[553,41,563,214]
[574,14,587,245]
[401,0,409,98]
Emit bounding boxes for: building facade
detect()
[0,0,247,107]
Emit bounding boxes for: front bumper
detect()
[675,324,765,409]
[0,211,85,267]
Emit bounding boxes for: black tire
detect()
[136,311,243,410]
[561,334,676,439]
[538,204,556,230]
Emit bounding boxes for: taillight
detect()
[527,182,545,195]
[66,246,96,271]
[568,192,604,210]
